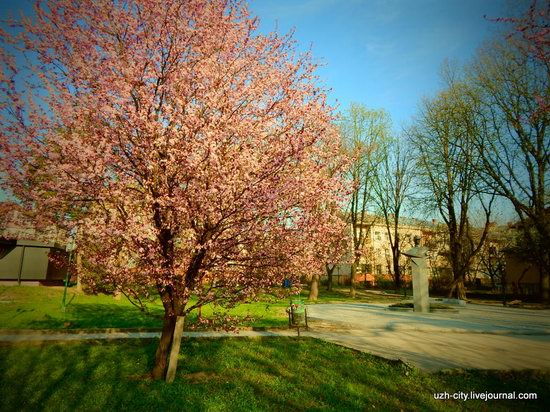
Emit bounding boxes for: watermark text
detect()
[433,391,537,402]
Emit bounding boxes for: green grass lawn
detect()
[0,286,288,330]
[0,337,547,412]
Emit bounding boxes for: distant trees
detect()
[373,139,414,289]
[476,226,513,291]
[341,104,390,297]
[468,36,549,301]
[409,75,494,300]
[405,1,549,301]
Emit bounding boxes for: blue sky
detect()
[0,0,524,131]
[248,0,524,222]
[248,0,524,131]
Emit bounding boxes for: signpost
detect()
[62,228,77,311]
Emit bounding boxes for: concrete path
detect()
[306,303,550,371]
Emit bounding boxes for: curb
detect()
[0,326,289,336]
[0,328,304,343]
[0,327,162,335]
[387,307,460,313]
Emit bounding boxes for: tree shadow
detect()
[28,303,164,330]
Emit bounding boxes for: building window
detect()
[376,264,382,275]
[375,231,381,240]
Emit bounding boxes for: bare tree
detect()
[422,221,452,291]
[468,37,549,301]
[410,77,494,300]
[477,230,512,290]
[373,139,414,289]
[341,103,390,297]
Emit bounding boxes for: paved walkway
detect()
[305,303,550,371]
[2,302,549,372]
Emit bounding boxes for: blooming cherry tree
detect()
[0,0,347,380]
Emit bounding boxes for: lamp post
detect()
[62,227,77,311]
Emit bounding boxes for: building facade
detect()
[328,215,443,287]
[0,206,68,285]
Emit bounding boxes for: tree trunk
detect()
[540,268,550,303]
[350,260,358,298]
[75,253,82,293]
[540,251,550,303]
[308,274,320,301]
[166,316,185,383]
[501,268,507,305]
[326,264,335,292]
[448,276,466,300]
[392,253,401,290]
[151,312,177,380]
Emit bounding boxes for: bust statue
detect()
[402,236,429,259]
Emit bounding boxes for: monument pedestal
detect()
[403,237,430,313]
[411,257,429,312]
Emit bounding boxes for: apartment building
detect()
[329,215,442,287]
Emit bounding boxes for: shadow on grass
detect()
[0,337,549,412]
[27,303,164,330]
[0,339,157,411]
[0,338,240,412]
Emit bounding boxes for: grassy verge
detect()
[0,286,288,330]
[0,337,548,411]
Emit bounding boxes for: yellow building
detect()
[328,215,443,287]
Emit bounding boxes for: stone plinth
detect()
[403,237,430,313]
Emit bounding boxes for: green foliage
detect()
[372,276,395,291]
